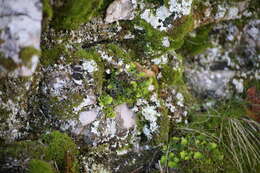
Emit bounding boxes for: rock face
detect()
[105,0,136,23]
[186,69,235,98]
[0,0,42,77]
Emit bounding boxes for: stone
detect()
[79,109,99,126]
[0,0,42,77]
[115,103,135,129]
[186,69,235,98]
[105,0,135,23]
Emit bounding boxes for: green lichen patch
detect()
[28,159,54,173]
[53,0,104,30]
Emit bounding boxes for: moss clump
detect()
[169,15,195,46]
[53,0,104,30]
[42,0,53,28]
[42,131,79,171]
[28,159,54,173]
[0,52,18,71]
[19,46,41,64]
[0,141,47,162]
[154,105,170,144]
[179,24,212,56]
[41,44,67,66]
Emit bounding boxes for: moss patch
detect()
[53,0,104,30]
[42,0,53,28]
[28,159,54,173]
[19,46,41,64]
[47,93,84,120]
[41,44,67,66]
[0,52,18,71]
[42,131,79,171]
[169,15,195,44]
[179,24,212,56]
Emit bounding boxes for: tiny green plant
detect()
[160,135,224,172]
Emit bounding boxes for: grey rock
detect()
[0,0,42,76]
[186,69,235,98]
[105,0,135,23]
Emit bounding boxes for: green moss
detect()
[19,46,41,64]
[53,0,104,30]
[0,52,18,71]
[104,44,132,63]
[179,24,212,56]
[0,141,47,161]
[122,19,178,59]
[169,15,195,42]
[42,0,53,28]
[154,104,170,144]
[28,159,54,173]
[1,132,79,173]
[159,53,194,105]
[42,131,79,171]
[41,44,66,66]
[0,108,10,123]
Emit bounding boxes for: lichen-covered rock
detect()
[1,0,260,172]
[0,0,42,77]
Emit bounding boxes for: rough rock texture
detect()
[105,0,136,23]
[186,69,235,98]
[0,0,260,172]
[0,0,42,77]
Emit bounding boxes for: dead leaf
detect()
[246,86,260,123]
